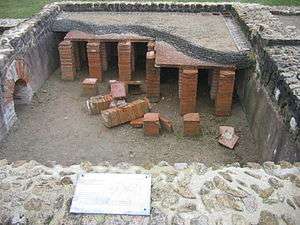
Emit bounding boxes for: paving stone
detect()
[258,210,279,225]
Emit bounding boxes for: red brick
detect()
[147,41,155,51]
[144,113,160,136]
[215,68,235,116]
[59,40,77,81]
[118,41,133,81]
[87,42,104,82]
[146,51,160,102]
[101,98,150,127]
[159,115,173,132]
[183,113,200,136]
[82,78,98,97]
[86,94,113,114]
[130,117,144,128]
[179,68,198,115]
[110,81,126,99]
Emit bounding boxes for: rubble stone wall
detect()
[0,159,299,224]
[232,5,300,162]
[0,4,62,139]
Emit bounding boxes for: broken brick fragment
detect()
[130,117,144,128]
[218,125,239,149]
[110,81,126,99]
[159,115,173,132]
[183,113,200,136]
[82,78,98,97]
[144,113,160,136]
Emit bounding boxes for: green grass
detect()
[0,0,299,18]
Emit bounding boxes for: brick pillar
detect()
[215,68,236,116]
[101,42,108,72]
[179,67,198,115]
[210,69,219,100]
[58,40,77,81]
[146,51,160,102]
[131,43,135,73]
[147,41,155,51]
[87,42,103,82]
[118,41,132,81]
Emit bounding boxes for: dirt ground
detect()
[0,69,260,166]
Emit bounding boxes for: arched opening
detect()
[13,79,32,105]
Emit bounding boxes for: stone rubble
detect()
[0,159,299,224]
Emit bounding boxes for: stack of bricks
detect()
[101,42,108,72]
[215,68,235,116]
[59,40,77,81]
[144,113,160,136]
[87,42,104,82]
[183,113,200,136]
[147,41,155,51]
[118,41,132,81]
[101,98,150,127]
[131,44,135,73]
[82,78,98,97]
[179,68,198,115]
[210,69,219,100]
[146,51,160,102]
[86,94,113,114]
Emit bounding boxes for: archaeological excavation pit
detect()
[0,3,299,166]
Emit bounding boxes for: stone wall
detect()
[232,5,300,162]
[0,4,62,139]
[0,159,299,224]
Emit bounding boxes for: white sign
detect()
[70,173,151,215]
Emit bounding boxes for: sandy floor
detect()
[0,69,260,166]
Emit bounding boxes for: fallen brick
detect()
[82,78,98,97]
[218,126,239,149]
[159,115,173,132]
[130,117,144,128]
[110,81,126,99]
[183,113,200,136]
[144,113,160,136]
[86,94,113,114]
[101,98,150,128]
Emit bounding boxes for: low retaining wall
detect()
[232,4,300,162]
[0,159,299,224]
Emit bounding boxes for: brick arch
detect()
[2,59,33,129]
[3,59,31,106]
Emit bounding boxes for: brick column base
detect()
[87,42,104,82]
[179,68,198,115]
[215,68,236,116]
[146,51,160,102]
[59,40,77,81]
[118,41,132,81]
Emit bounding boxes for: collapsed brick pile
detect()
[102,99,150,128]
